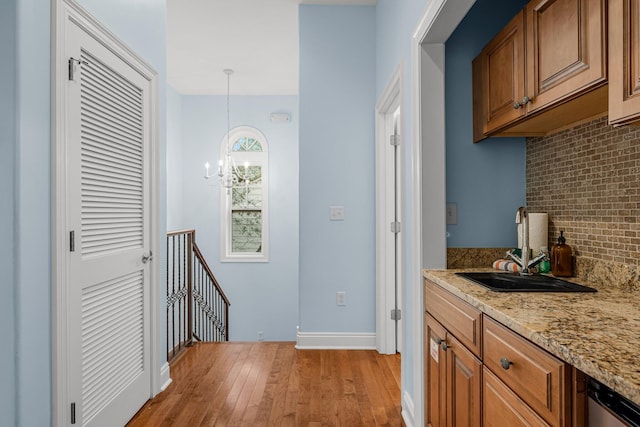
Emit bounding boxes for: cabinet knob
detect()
[434,338,449,350]
[500,357,513,370]
[513,96,532,110]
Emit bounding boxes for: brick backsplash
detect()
[526,116,640,268]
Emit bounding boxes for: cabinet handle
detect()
[500,357,513,370]
[441,342,450,351]
[513,96,532,110]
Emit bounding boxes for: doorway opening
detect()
[376,66,403,356]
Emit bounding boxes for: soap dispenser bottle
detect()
[551,231,572,277]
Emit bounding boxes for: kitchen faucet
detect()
[506,206,546,275]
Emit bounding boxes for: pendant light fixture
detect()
[204,69,245,195]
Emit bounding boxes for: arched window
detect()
[220,126,269,262]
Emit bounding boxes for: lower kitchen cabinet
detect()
[424,278,586,427]
[425,314,481,427]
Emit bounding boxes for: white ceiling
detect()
[167,0,376,96]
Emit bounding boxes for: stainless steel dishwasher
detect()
[588,378,640,427]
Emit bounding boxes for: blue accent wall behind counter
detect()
[445,0,528,248]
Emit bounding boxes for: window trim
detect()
[220,126,269,262]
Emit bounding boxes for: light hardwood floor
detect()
[127,342,404,427]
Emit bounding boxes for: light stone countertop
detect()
[423,268,640,406]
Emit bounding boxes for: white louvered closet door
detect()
[66,17,152,427]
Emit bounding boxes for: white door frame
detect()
[410,0,476,425]
[375,65,403,355]
[51,1,162,425]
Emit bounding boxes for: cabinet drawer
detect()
[483,316,569,427]
[424,279,482,357]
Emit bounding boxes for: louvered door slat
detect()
[83,185,141,198]
[83,193,141,203]
[81,218,142,227]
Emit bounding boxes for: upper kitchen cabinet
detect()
[473,0,607,142]
[524,0,607,113]
[473,11,526,141]
[608,0,640,126]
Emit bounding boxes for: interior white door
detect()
[66,17,152,427]
[375,73,403,355]
[391,108,403,353]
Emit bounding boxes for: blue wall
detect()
[444,0,527,248]
[14,0,52,424]
[167,85,184,230]
[0,1,17,425]
[6,0,168,424]
[299,5,376,334]
[178,95,299,341]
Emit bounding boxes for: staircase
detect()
[166,229,230,363]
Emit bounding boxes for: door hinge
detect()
[70,230,75,252]
[71,402,76,424]
[390,221,401,234]
[391,309,402,320]
[68,57,88,81]
[390,134,400,146]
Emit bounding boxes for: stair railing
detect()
[166,229,230,363]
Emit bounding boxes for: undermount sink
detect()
[456,272,597,293]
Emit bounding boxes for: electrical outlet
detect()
[258,331,264,341]
[336,291,346,306]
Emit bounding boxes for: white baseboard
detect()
[402,390,415,427]
[295,329,376,350]
[160,362,172,392]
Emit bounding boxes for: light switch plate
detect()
[446,203,458,225]
[330,206,345,221]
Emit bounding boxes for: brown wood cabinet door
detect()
[525,0,606,114]
[479,10,526,134]
[425,315,447,427]
[609,0,640,125]
[483,368,552,427]
[446,334,481,427]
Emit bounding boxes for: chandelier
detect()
[204,69,247,195]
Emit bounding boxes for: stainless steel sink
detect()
[456,272,597,293]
